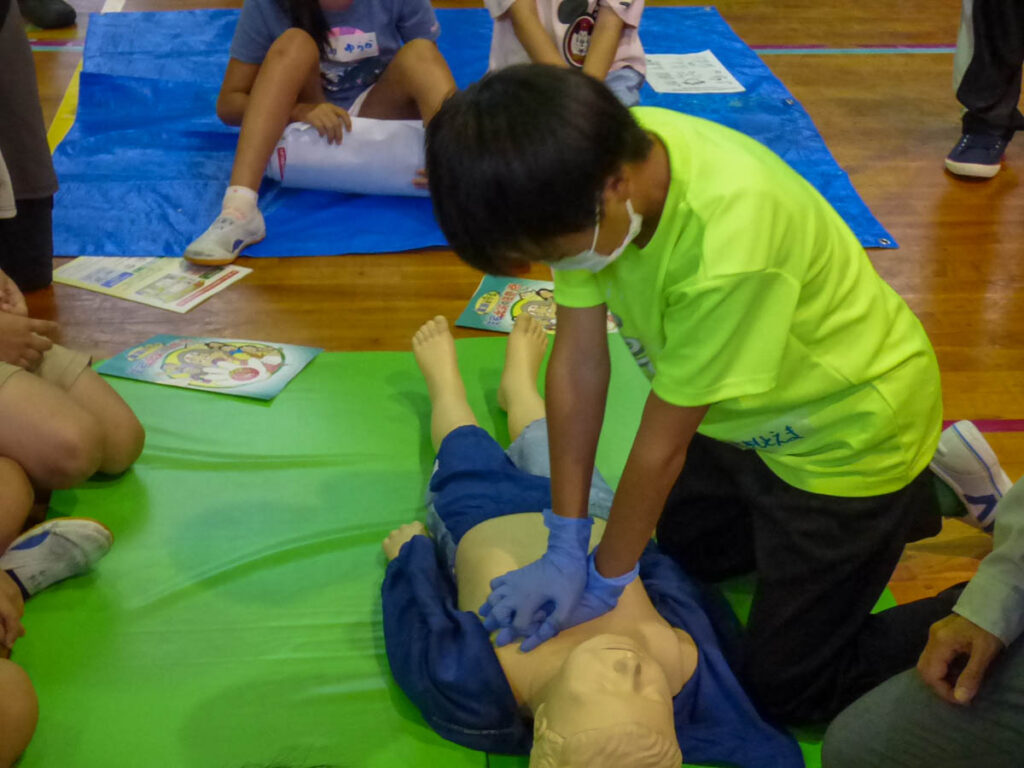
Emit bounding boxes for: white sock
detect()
[222,185,259,219]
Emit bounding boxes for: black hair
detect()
[425,64,653,274]
[275,0,331,57]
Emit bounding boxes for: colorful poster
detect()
[456,275,618,334]
[97,336,321,400]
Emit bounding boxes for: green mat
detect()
[14,335,881,767]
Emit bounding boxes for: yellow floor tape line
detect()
[47,60,81,152]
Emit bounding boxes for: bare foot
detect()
[382,521,429,561]
[498,314,550,411]
[412,316,463,399]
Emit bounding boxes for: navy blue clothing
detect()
[382,425,803,767]
[229,0,440,109]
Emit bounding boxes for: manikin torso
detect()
[455,514,699,711]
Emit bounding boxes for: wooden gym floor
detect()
[24,0,1024,600]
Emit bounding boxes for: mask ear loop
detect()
[587,199,602,254]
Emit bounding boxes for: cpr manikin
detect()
[380,315,803,768]
[385,514,691,767]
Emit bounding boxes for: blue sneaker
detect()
[930,421,1012,531]
[945,133,1009,179]
[0,518,112,596]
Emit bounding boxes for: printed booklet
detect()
[455,275,618,334]
[97,335,321,400]
[54,257,250,313]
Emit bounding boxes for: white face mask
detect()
[550,200,643,273]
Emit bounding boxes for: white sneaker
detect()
[0,518,113,596]
[930,420,1012,530]
[184,208,265,266]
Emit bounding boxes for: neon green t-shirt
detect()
[554,107,941,497]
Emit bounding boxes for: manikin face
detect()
[540,634,676,739]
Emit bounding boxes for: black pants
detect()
[955,0,1024,137]
[0,195,54,291]
[655,434,959,726]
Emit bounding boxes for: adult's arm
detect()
[919,478,1024,704]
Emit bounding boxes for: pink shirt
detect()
[484,0,645,74]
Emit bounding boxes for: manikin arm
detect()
[381,532,531,753]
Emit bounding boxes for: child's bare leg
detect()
[498,315,549,443]
[0,459,34,553]
[0,659,37,768]
[412,316,477,451]
[357,39,457,124]
[0,372,102,490]
[66,368,145,476]
[230,28,325,190]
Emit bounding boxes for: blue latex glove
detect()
[480,509,593,646]
[518,550,640,652]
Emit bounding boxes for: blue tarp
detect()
[52,7,897,257]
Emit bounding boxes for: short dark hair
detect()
[426,65,652,273]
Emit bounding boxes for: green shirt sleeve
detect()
[652,268,800,406]
[553,268,605,308]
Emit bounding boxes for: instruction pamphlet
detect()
[644,51,746,94]
[97,335,322,400]
[53,257,251,313]
[456,275,618,334]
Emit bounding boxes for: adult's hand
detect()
[480,509,593,648]
[0,311,57,370]
[0,269,27,317]
[917,613,1004,705]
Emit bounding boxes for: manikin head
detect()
[529,634,682,768]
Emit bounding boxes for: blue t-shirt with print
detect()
[228,0,440,109]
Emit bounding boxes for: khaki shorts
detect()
[0,343,90,391]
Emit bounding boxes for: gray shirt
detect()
[228,0,440,110]
[955,478,1024,645]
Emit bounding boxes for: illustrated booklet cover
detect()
[456,275,619,334]
[53,257,251,313]
[96,335,322,400]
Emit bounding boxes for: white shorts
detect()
[346,84,375,117]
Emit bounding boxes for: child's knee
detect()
[268,27,320,65]
[0,660,38,768]
[394,38,442,68]
[42,414,104,489]
[101,408,145,476]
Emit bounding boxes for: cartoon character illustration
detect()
[510,287,557,332]
[159,340,285,389]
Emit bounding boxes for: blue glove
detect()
[518,550,640,652]
[480,509,593,647]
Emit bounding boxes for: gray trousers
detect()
[822,637,1024,768]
